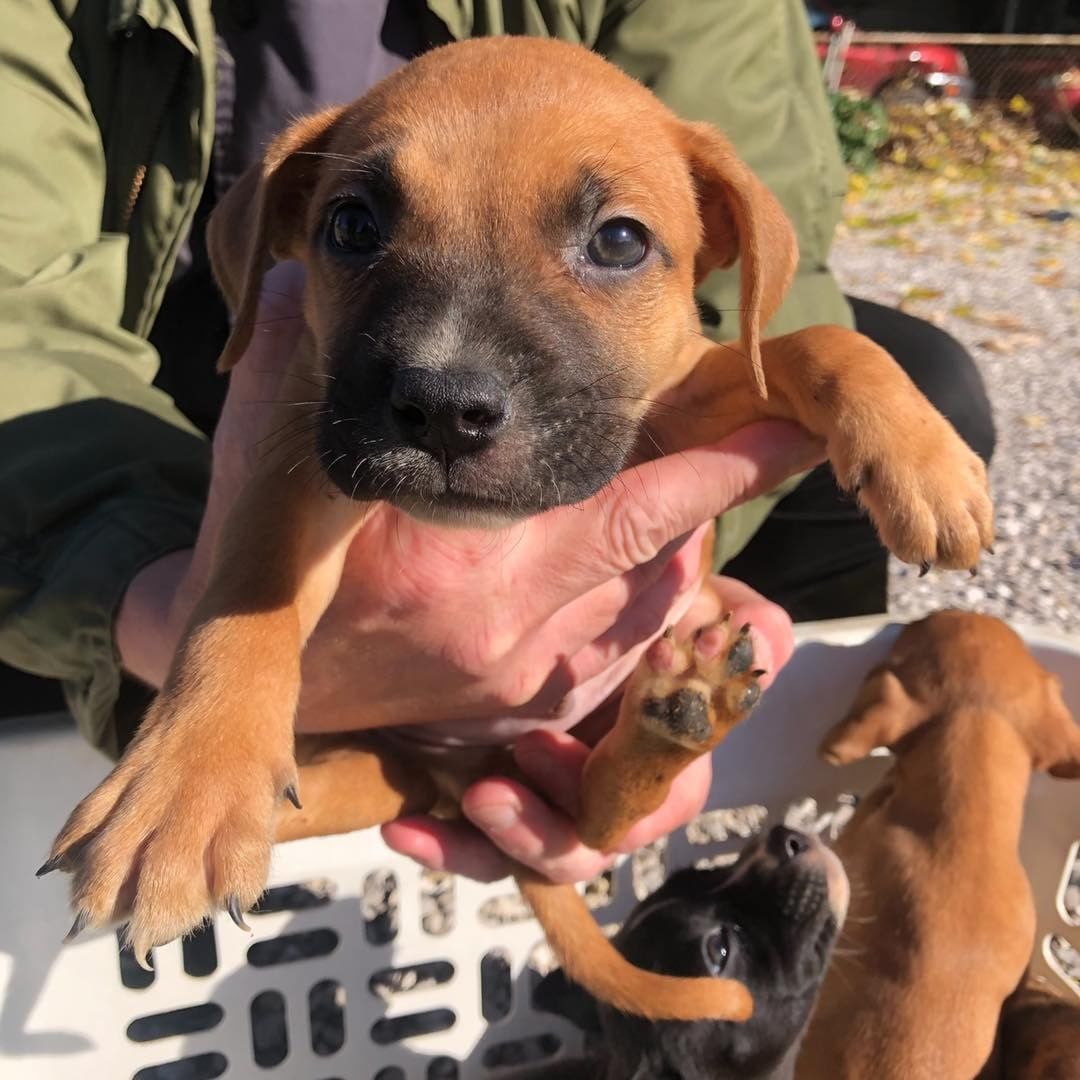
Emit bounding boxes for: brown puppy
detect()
[797,611,1080,1079]
[41,39,992,1020]
[980,973,1080,1080]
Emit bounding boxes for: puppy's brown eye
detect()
[703,925,734,975]
[328,202,381,255]
[587,218,648,268]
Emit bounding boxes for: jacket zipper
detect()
[122,62,183,230]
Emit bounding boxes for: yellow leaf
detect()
[1032,272,1064,288]
[900,286,944,303]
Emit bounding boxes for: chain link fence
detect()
[817,31,1080,155]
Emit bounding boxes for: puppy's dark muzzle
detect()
[390,367,510,463]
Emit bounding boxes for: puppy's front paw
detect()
[40,715,298,963]
[636,617,764,749]
[834,404,993,571]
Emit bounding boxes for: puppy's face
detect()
[212,38,796,525]
[537,826,848,1080]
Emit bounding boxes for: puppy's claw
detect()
[969,567,978,578]
[36,853,67,877]
[226,896,251,933]
[283,784,302,810]
[919,561,932,578]
[133,947,154,973]
[64,911,88,944]
[986,545,995,555]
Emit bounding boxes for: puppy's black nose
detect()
[390,367,509,460]
[767,825,811,863]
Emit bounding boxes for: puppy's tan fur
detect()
[45,40,992,1021]
[797,611,1080,1079]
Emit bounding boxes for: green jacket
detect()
[0,0,851,756]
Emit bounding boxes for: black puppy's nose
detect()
[767,825,811,863]
[390,368,509,460]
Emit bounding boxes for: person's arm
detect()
[0,4,209,756]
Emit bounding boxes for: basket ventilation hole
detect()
[369,960,454,1000]
[481,1033,561,1069]
[420,870,455,935]
[428,1056,459,1079]
[127,1003,224,1043]
[310,978,346,1056]
[132,1053,227,1080]
[117,930,154,990]
[247,927,339,967]
[252,879,334,914]
[182,922,218,977]
[363,869,399,944]
[250,989,288,1067]
[480,949,512,1021]
[373,1070,405,1080]
[370,1009,456,1045]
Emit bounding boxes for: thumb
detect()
[533,421,824,606]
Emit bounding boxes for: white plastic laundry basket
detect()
[1,615,1077,1080]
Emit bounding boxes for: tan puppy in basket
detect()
[40,39,992,1022]
[798,611,1080,1079]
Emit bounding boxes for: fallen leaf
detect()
[1021,413,1047,429]
[978,332,1043,354]
[900,285,944,303]
[954,307,1029,331]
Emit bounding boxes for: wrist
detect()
[115,549,196,688]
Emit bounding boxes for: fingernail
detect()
[468,802,519,833]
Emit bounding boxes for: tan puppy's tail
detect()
[516,872,753,1022]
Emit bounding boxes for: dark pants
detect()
[722,296,996,622]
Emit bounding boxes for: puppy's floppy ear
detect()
[678,122,799,399]
[820,666,927,766]
[207,104,346,372]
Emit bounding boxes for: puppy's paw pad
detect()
[641,687,712,744]
[636,618,763,749]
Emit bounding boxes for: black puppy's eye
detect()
[703,925,735,975]
[328,202,381,255]
[586,218,648,269]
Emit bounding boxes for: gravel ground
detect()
[829,165,1079,632]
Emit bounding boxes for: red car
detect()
[810,10,974,103]
[966,49,1080,144]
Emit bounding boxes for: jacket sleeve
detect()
[598,0,855,565]
[0,3,209,756]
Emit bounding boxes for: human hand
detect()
[117,262,821,884]
[381,575,795,882]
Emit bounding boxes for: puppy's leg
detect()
[43,470,363,960]
[655,326,994,571]
[577,593,763,853]
[276,735,439,842]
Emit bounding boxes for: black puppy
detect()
[532,825,848,1080]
